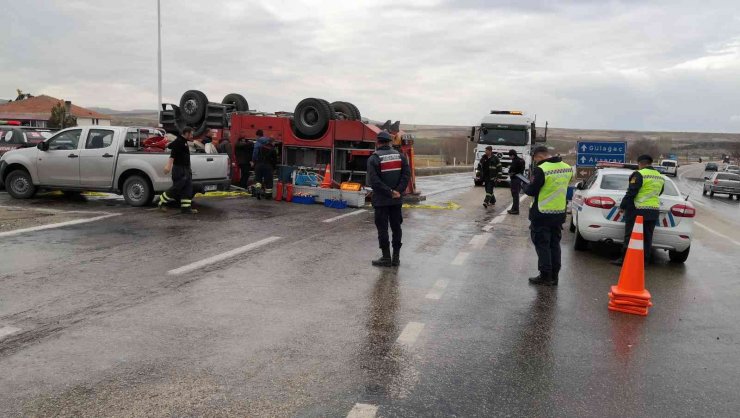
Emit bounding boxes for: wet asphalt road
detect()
[0,168,739,417]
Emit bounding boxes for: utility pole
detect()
[157,0,163,127]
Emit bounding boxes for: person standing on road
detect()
[507,149,526,215]
[610,154,664,266]
[477,146,502,208]
[367,131,411,267]
[160,127,197,214]
[525,146,572,285]
[235,137,254,189]
[251,130,278,199]
[217,132,233,156]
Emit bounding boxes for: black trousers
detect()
[484,179,496,204]
[238,164,251,189]
[161,165,193,208]
[374,204,403,250]
[254,163,274,192]
[510,177,522,212]
[530,225,562,274]
[622,210,657,260]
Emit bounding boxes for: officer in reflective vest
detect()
[611,154,665,265]
[367,131,411,267]
[525,146,572,285]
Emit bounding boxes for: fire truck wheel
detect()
[180,90,209,124]
[222,93,249,112]
[318,99,338,120]
[294,98,334,137]
[344,102,361,121]
[330,101,360,121]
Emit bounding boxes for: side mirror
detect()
[37,142,49,151]
[575,181,584,190]
[704,176,710,180]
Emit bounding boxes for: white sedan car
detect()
[570,167,695,263]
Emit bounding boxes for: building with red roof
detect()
[0,95,112,127]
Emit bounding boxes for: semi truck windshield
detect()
[478,127,528,146]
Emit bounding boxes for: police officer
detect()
[507,149,526,215]
[367,131,411,267]
[160,126,197,214]
[525,146,572,285]
[477,146,502,208]
[611,155,664,265]
[251,130,278,199]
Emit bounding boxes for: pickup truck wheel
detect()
[222,93,249,112]
[122,175,153,207]
[6,170,37,199]
[180,90,209,124]
[668,246,690,263]
[294,98,334,138]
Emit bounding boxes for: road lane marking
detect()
[168,236,282,275]
[694,222,740,246]
[451,251,469,265]
[346,403,378,418]
[690,199,705,207]
[0,213,121,238]
[469,233,490,250]
[0,205,113,215]
[482,225,493,232]
[490,215,506,224]
[0,326,21,340]
[397,322,425,347]
[426,280,449,300]
[322,209,367,223]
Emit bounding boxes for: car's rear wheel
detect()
[6,169,37,199]
[569,215,576,233]
[122,175,153,207]
[709,190,715,197]
[668,246,690,263]
[574,223,589,251]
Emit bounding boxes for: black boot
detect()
[372,247,392,267]
[551,271,559,286]
[528,271,554,285]
[391,247,401,267]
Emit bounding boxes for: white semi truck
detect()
[469,110,546,186]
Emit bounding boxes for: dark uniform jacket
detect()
[168,136,191,168]
[235,140,254,165]
[367,145,411,207]
[254,140,278,167]
[477,154,501,181]
[619,168,664,221]
[525,156,567,227]
[509,155,525,178]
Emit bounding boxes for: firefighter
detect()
[525,146,572,285]
[234,137,254,189]
[251,130,278,199]
[367,131,411,267]
[477,146,502,208]
[160,127,197,214]
[611,154,664,266]
[507,149,526,215]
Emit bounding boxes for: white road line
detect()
[397,322,425,347]
[451,251,469,266]
[482,225,493,232]
[0,205,112,215]
[168,236,281,275]
[346,403,378,418]
[694,222,740,246]
[490,215,506,225]
[426,280,449,300]
[0,326,21,340]
[520,194,528,202]
[691,199,706,207]
[322,209,367,223]
[469,233,490,250]
[0,213,121,238]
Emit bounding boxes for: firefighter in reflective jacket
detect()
[367,131,411,267]
[160,126,197,214]
[525,146,572,285]
[477,146,502,208]
[611,154,664,265]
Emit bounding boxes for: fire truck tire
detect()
[192,119,209,137]
[180,90,209,124]
[330,101,360,121]
[344,102,361,121]
[294,98,334,137]
[318,99,338,120]
[222,94,249,111]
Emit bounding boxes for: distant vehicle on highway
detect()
[571,167,695,263]
[705,162,718,171]
[724,164,740,175]
[659,159,678,177]
[703,172,740,199]
[0,126,55,157]
[0,126,230,206]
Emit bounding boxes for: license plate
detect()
[204,185,217,192]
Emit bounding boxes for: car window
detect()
[661,161,676,167]
[85,129,114,149]
[718,173,740,181]
[23,131,48,142]
[583,173,598,189]
[662,180,679,196]
[600,174,629,190]
[47,129,82,151]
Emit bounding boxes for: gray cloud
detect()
[1,0,739,132]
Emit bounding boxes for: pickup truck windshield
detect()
[478,127,528,146]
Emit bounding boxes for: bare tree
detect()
[627,138,660,162]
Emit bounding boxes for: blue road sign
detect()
[576,141,627,167]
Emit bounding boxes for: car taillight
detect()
[714,179,719,185]
[671,204,696,218]
[585,196,616,209]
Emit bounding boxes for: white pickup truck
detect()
[0,126,230,206]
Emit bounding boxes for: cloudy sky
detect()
[3,0,739,132]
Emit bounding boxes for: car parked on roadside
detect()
[570,167,695,263]
[705,162,718,171]
[703,172,740,199]
[0,126,55,157]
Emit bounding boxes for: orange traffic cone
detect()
[320,164,332,188]
[608,215,653,316]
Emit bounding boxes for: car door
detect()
[37,129,84,186]
[79,128,117,188]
